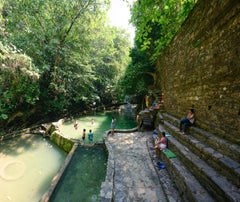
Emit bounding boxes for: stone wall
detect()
[50,130,74,153]
[155,0,240,144]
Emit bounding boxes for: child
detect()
[82,129,86,141]
[73,120,78,130]
[110,117,116,135]
[88,129,93,143]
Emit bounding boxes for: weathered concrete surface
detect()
[101,132,168,202]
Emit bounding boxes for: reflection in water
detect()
[0,134,67,202]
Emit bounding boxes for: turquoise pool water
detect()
[51,110,137,201]
[0,108,136,201]
[51,145,107,202]
[59,111,137,143]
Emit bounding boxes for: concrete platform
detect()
[101,131,179,202]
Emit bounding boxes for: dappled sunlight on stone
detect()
[103,131,168,201]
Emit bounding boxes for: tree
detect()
[118,0,196,104]
[1,0,132,125]
[130,0,196,62]
[0,42,40,122]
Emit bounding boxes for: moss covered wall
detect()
[156,0,240,144]
[50,130,74,153]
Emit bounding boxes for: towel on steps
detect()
[163,149,176,158]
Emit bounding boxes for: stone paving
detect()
[101,131,169,202]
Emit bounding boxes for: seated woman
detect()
[155,131,168,157]
[179,108,195,134]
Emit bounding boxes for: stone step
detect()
[163,120,240,188]
[158,123,240,202]
[147,136,182,202]
[159,150,215,202]
[161,112,240,163]
[138,109,155,130]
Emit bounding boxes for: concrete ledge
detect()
[100,139,114,202]
[0,126,39,142]
[40,143,78,202]
[100,127,138,202]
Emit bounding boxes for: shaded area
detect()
[51,145,107,202]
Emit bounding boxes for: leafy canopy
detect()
[1,0,131,125]
[118,0,196,102]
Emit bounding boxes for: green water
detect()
[0,109,136,201]
[51,145,107,202]
[0,134,67,202]
[59,111,137,143]
[52,110,136,201]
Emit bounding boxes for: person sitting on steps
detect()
[179,108,195,135]
[155,131,168,157]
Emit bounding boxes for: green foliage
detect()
[118,45,154,99]
[119,0,196,102]
[131,0,196,62]
[0,42,40,120]
[89,25,131,104]
[1,0,131,123]
[0,1,5,38]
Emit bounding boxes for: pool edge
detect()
[39,142,78,202]
[99,127,138,202]
[39,127,138,202]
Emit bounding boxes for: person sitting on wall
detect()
[155,131,168,157]
[179,108,195,134]
[157,101,162,109]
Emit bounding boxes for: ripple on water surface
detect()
[0,134,66,202]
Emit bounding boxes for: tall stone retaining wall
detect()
[156,0,240,144]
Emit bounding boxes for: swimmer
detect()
[73,120,78,130]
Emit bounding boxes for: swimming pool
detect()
[0,134,67,202]
[50,145,108,202]
[0,108,137,201]
[46,110,137,201]
[59,111,137,143]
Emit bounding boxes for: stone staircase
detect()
[155,112,240,202]
[138,109,155,130]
